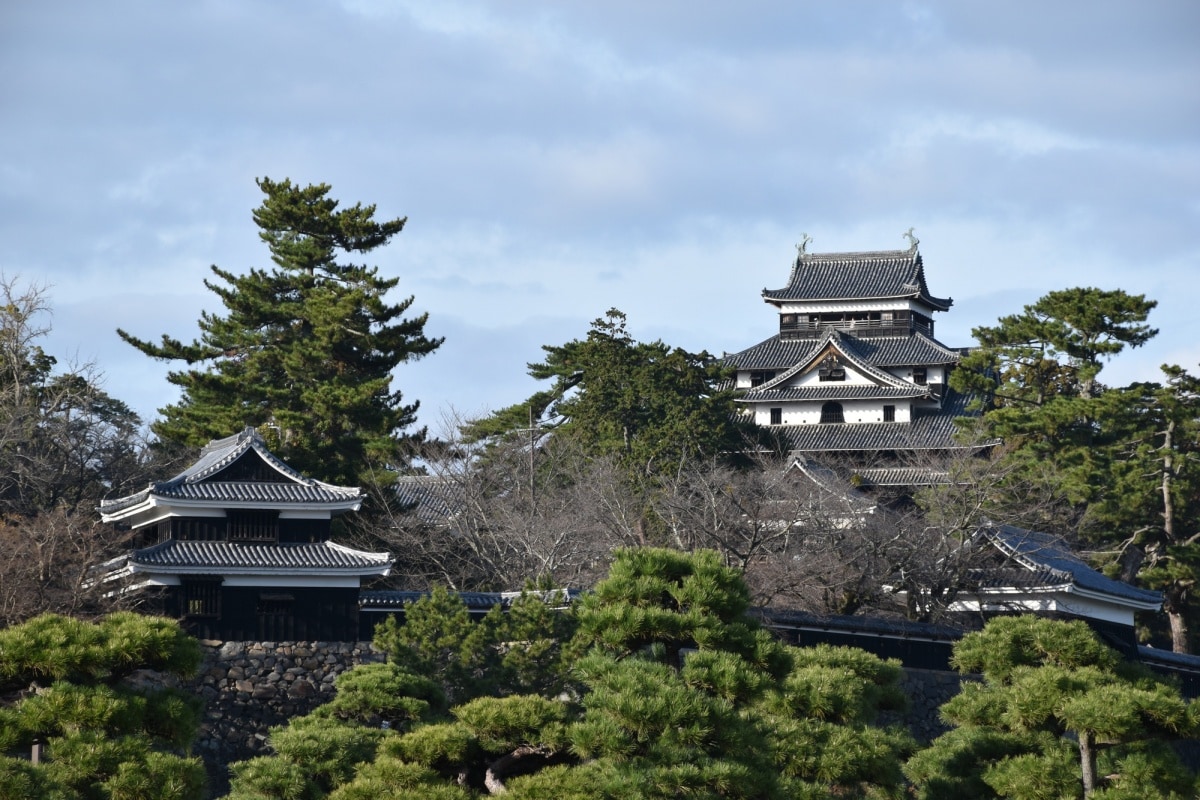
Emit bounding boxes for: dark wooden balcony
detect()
[779,311,933,340]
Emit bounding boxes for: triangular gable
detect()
[202,448,303,485]
[165,428,315,488]
[757,329,922,393]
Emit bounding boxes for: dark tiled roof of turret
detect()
[123,539,391,574]
[725,331,962,372]
[763,246,953,310]
[851,467,952,487]
[99,428,361,515]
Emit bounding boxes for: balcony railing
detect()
[780,317,932,340]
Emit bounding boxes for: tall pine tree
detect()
[463,309,756,481]
[119,178,442,485]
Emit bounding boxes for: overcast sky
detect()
[3,1,1198,437]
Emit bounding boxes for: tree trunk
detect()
[1079,731,1098,797]
[484,745,554,795]
[1166,587,1191,654]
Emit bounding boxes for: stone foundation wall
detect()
[886,667,970,743]
[188,640,385,795]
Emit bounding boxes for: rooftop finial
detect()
[902,227,919,251]
[796,233,812,258]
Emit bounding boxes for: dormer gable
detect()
[758,330,924,394]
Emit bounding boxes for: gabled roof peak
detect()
[98,427,361,518]
[168,426,315,488]
[199,426,263,457]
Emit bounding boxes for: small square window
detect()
[883,405,896,422]
[770,408,782,425]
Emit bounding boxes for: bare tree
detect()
[0,509,139,625]
[353,413,639,591]
[0,276,154,624]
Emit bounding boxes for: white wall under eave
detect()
[131,572,366,589]
[128,505,226,532]
[950,590,1137,627]
[755,399,912,426]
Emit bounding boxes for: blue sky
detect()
[3,1,1197,436]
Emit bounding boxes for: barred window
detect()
[820,401,844,424]
[228,510,278,543]
[182,579,221,618]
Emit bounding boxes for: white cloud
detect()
[3,0,1197,428]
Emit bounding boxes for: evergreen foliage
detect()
[226,549,915,799]
[0,612,205,800]
[463,309,758,483]
[950,287,1200,653]
[904,616,1198,799]
[118,177,442,485]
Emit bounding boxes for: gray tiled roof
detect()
[983,525,1161,607]
[763,247,952,310]
[100,428,361,514]
[741,384,931,403]
[126,539,391,574]
[774,387,978,453]
[725,331,962,372]
[852,467,952,487]
[393,476,465,526]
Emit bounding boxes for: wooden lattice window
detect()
[883,404,896,422]
[257,592,294,616]
[912,367,927,386]
[228,510,279,543]
[182,579,221,618]
[770,407,782,425]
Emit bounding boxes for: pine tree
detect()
[0,613,205,800]
[119,178,442,486]
[904,616,1198,799]
[1089,366,1200,653]
[224,551,914,798]
[463,309,756,483]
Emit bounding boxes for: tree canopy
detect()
[119,178,442,486]
[949,286,1200,653]
[905,616,1198,799]
[1,276,154,624]
[0,612,206,800]
[225,549,916,799]
[463,309,758,482]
